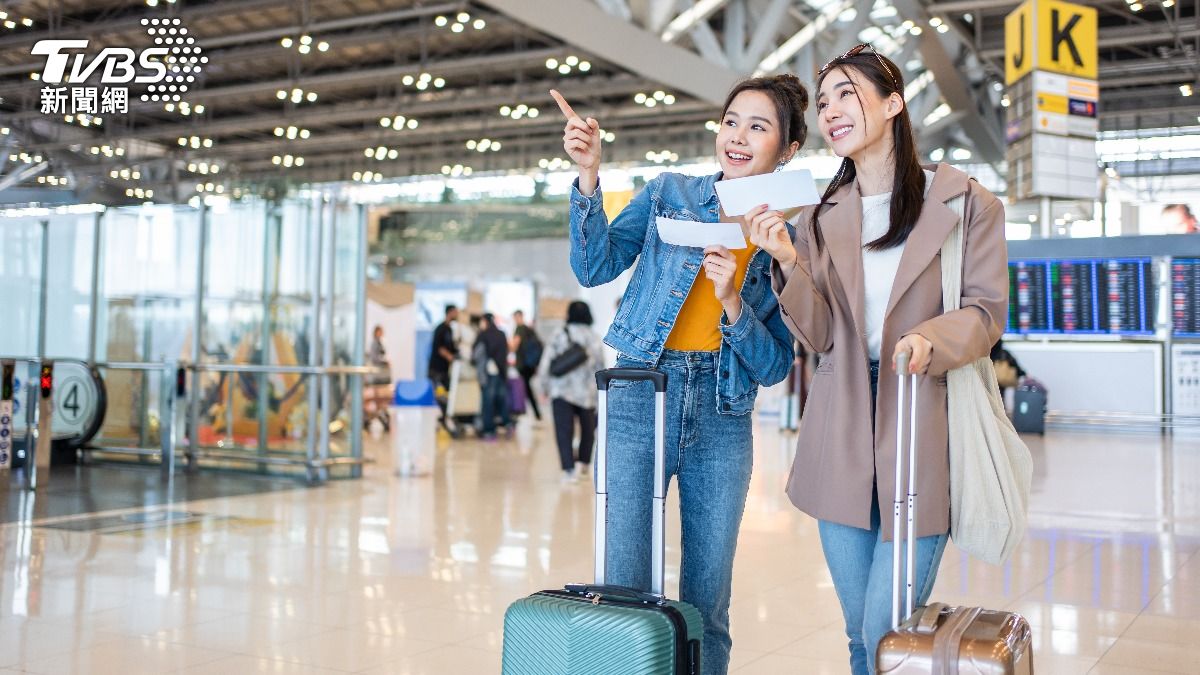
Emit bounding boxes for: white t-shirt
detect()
[861,170,936,361]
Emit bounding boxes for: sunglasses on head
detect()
[818,43,900,91]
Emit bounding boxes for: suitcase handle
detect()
[892,351,922,630]
[596,369,667,392]
[594,367,669,596]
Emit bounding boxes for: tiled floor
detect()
[0,413,1198,673]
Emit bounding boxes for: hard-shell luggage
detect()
[1012,380,1047,435]
[502,368,703,675]
[876,353,1034,674]
[507,375,527,415]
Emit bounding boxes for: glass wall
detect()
[0,195,366,478]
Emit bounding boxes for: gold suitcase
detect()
[877,354,1033,674]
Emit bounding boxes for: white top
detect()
[861,170,936,361]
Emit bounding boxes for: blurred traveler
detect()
[541,300,605,484]
[510,310,544,421]
[1163,204,1198,234]
[474,312,511,440]
[427,305,460,398]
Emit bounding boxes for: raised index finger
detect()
[549,89,577,120]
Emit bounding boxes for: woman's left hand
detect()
[892,334,934,374]
[703,245,742,321]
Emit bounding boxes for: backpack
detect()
[519,329,544,372]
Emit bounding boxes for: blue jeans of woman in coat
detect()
[818,360,949,675]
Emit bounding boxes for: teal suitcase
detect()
[502,368,703,674]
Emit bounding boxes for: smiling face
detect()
[715,90,793,179]
[815,66,902,161]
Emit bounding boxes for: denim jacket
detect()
[569,171,795,415]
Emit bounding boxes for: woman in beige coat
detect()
[745,46,1007,675]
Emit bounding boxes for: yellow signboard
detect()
[1005,1,1033,85]
[1036,0,1097,80]
[1005,0,1097,84]
[1036,92,1068,115]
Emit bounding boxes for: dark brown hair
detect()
[720,74,810,161]
[811,52,925,252]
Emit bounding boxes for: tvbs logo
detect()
[32,17,205,115]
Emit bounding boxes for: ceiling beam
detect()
[891,0,1006,164]
[478,0,741,105]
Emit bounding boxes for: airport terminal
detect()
[0,0,1198,672]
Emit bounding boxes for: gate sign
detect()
[1006,0,1098,84]
[1005,1,1034,85]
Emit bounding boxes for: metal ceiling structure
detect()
[0,0,1196,206]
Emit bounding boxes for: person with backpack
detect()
[473,313,512,440]
[541,300,605,484]
[510,310,544,421]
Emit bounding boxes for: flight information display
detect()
[1007,258,1156,336]
[1171,258,1200,338]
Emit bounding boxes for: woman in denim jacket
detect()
[552,75,808,675]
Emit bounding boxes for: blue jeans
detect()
[604,350,753,675]
[819,360,949,675]
[479,373,510,435]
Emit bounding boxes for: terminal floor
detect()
[0,420,1197,674]
[0,463,302,524]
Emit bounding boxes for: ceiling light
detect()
[558,64,571,74]
[499,105,511,116]
[434,78,445,88]
[306,92,317,102]
[380,117,391,128]
[300,35,312,45]
[457,12,470,22]
[473,19,486,29]
[1182,84,1194,97]
[298,44,311,54]
[466,140,477,149]
[566,55,579,66]
[546,58,558,70]
[402,75,415,86]
[451,23,464,33]
[318,41,329,52]
[281,37,292,48]
[407,119,418,129]
[578,61,591,72]
[635,93,647,103]
[435,15,448,27]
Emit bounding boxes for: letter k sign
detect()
[1051,9,1082,67]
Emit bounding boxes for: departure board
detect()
[1007,258,1155,336]
[1172,258,1200,338]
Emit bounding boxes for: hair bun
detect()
[773,73,810,112]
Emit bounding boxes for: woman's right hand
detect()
[747,204,797,267]
[551,89,601,194]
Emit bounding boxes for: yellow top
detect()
[665,241,758,352]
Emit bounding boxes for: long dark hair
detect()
[721,74,810,160]
[811,52,925,252]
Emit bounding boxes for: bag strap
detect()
[940,192,967,313]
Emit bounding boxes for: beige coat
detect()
[771,163,1007,540]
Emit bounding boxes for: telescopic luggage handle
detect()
[596,369,667,392]
[594,367,668,597]
[892,351,922,630]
